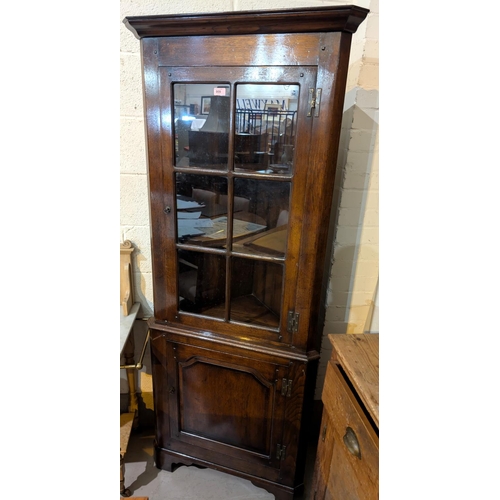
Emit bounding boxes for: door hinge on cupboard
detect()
[281,378,293,397]
[307,88,322,117]
[277,444,287,461]
[287,311,300,334]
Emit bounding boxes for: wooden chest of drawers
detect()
[310,334,379,500]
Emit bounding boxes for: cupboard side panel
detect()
[150,330,171,450]
[141,38,172,319]
[294,31,353,351]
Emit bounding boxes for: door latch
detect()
[307,88,322,117]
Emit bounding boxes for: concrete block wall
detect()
[315,0,378,397]
[120,0,379,400]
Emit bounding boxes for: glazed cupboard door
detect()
[153,338,291,482]
[154,66,317,345]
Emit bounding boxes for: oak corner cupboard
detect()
[123,6,369,499]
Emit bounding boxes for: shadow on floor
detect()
[122,424,319,500]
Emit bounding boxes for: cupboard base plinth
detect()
[154,444,300,500]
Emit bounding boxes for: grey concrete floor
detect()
[121,427,317,500]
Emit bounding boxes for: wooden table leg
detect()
[123,334,139,428]
[120,453,131,497]
[120,410,135,497]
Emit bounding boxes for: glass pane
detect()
[174,84,230,170]
[231,178,290,258]
[230,257,283,329]
[178,249,226,318]
[235,84,299,174]
[176,173,228,248]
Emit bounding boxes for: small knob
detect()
[164,206,171,214]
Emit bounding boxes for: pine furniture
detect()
[310,334,379,499]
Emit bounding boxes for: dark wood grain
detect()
[293,31,354,354]
[124,6,369,39]
[126,6,369,499]
[152,333,290,480]
[157,34,321,67]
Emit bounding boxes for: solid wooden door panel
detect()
[163,341,290,476]
[178,351,277,453]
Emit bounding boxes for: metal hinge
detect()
[307,88,322,117]
[287,311,300,334]
[277,444,287,461]
[281,378,293,397]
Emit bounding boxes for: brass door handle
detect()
[343,426,361,459]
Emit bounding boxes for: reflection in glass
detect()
[174,83,296,328]
[174,84,230,169]
[231,178,290,258]
[230,257,283,329]
[235,84,299,174]
[175,173,228,248]
[178,249,226,318]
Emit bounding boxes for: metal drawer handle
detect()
[343,426,361,459]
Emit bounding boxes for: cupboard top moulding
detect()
[123,6,370,39]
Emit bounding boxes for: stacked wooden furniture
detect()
[123,6,369,499]
[310,334,379,500]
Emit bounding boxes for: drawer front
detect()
[310,408,335,499]
[322,360,378,499]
